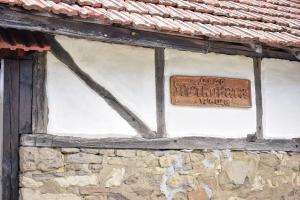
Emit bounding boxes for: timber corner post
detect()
[2,51,45,200]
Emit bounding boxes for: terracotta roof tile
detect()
[124,1,148,14]
[101,0,125,10]
[0,28,50,51]
[1,0,300,48]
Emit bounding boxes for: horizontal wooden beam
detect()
[0,6,297,61]
[21,134,300,152]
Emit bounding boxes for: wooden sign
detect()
[170,76,251,108]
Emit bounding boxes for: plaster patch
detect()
[160,154,186,200]
[105,168,126,187]
[202,184,213,199]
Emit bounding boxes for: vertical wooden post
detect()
[2,59,20,200]
[155,48,166,137]
[254,58,263,140]
[32,53,48,134]
[2,56,34,200]
[19,59,33,134]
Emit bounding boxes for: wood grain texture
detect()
[254,58,263,140]
[21,134,300,152]
[19,59,33,134]
[32,53,48,134]
[0,6,298,61]
[155,48,166,137]
[47,36,156,139]
[2,59,20,200]
[2,60,13,200]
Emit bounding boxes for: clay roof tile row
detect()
[1,0,300,48]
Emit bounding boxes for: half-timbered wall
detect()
[11,34,299,200]
[45,35,300,139]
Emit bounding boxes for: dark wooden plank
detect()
[254,58,263,140]
[21,134,300,152]
[9,59,20,200]
[32,53,48,134]
[2,59,20,200]
[155,48,166,137]
[19,59,33,134]
[2,60,12,200]
[0,6,297,61]
[46,36,156,139]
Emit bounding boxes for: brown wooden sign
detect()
[170,76,251,108]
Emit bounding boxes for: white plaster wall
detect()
[165,49,256,138]
[47,53,138,138]
[54,35,156,131]
[262,59,300,139]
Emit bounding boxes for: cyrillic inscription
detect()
[170,76,251,108]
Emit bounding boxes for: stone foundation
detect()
[19,147,300,200]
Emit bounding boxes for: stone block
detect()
[79,186,109,195]
[188,189,208,200]
[105,168,125,187]
[20,188,82,200]
[65,153,102,164]
[20,176,43,188]
[54,174,99,187]
[20,147,39,172]
[37,148,64,172]
[116,150,136,157]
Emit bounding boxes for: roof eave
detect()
[0,5,298,61]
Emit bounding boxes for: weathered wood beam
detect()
[155,48,166,137]
[291,51,300,61]
[32,53,48,134]
[46,36,156,139]
[0,6,297,61]
[253,58,263,140]
[249,43,262,54]
[2,59,20,200]
[21,134,300,152]
[19,59,33,134]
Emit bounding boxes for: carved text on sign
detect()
[170,76,251,108]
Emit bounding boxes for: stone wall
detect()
[19,147,300,200]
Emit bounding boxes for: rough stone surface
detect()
[116,150,136,157]
[104,168,125,187]
[20,188,82,200]
[65,153,102,164]
[37,148,64,172]
[61,148,80,154]
[54,174,99,187]
[20,147,300,200]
